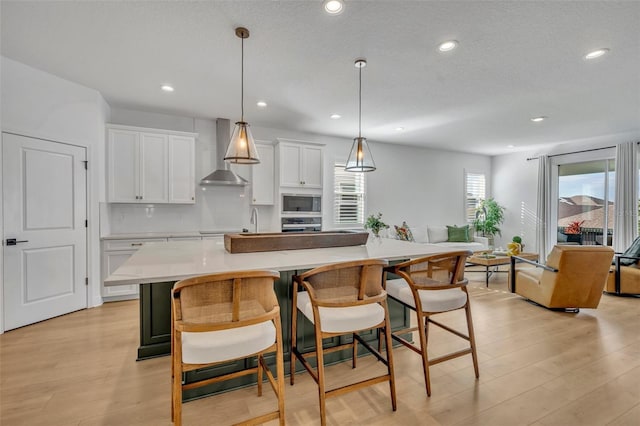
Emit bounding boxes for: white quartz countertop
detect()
[101,230,244,240]
[104,238,458,286]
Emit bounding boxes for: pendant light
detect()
[224,27,260,164]
[345,59,376,172]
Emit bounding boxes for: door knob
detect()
[5,238,28,246]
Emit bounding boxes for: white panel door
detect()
[107,129,138,202]
[168,135,195,204]
[3,133,87,330]
[139,133,168,203]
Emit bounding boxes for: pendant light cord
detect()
[241,35,245,122]
[358,64,362,138]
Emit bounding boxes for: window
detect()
[465,171,486,223]
[549,147,616,250]
[557,159,615,246]
[334,164,365,224]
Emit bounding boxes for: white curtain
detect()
[536,155,552,260]
[613,142,638,252]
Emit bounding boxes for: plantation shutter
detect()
[465,171,486,222]
[334,164,365,224]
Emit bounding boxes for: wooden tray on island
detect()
[224,231,369,253]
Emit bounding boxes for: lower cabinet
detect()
[102,250,139,299]
[101,238,168,301]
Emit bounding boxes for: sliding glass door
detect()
[551,149,616,248]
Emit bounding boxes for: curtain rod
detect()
[526,145,616,161]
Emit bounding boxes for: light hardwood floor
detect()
[1,271,639,426]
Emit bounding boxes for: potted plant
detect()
[364,212,389,237]
[507,236,522,256]
[564,220,584,244]
[472,198,505,246]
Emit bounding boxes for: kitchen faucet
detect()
[250,207,259,233]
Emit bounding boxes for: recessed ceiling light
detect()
[161,85,174,92]
[438,40,458,52]
[323,0,344,15]
[330,114,342,119]
[395,127,405,131]
[256,101,267,107]
[507,144,515,148]
[531,116,547,122]
[584,48,609,60]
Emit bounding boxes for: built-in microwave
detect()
[282,193,322,215]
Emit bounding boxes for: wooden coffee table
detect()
[467,252,538,287]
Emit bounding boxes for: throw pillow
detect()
[394,221,415,242]
[412,225,429,243]
[447,225,471,242]
[427,226,449,243]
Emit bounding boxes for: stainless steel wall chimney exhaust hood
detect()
[200,118,249,186]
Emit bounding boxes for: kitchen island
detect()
[105,237,453,399]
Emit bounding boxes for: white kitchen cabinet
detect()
[102,251,139,299]
[278,141,323,189]
[139,132,169,203]
[251,143,275,205]
[169,135,196,203]
[101,237,167,300]
[107,125,196,204]
[107,129,139,202]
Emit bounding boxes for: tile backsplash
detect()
[106,185,251,234]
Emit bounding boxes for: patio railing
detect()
[557,226,613,246]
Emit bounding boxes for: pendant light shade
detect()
[224,121,259,164]
[224,27,260,165]
[346,136,376,172]
[345,58,376,172]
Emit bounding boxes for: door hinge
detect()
[85,219,88,227]
[83,160,88,170]
[85,277,89,286]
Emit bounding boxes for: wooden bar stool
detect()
[291,259,396,426]
[171,270,285,425]
[384,250,478,396]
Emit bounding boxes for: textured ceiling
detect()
[2,1,639,155]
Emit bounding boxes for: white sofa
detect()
[384,225,489,252]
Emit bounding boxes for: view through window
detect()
[557,159,615,246]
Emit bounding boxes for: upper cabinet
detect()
[251,143,275,205]
[168,135,196,203]
[278,140,323,189]
[139,132,169,203]
[107,125,196,204]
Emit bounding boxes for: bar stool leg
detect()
[417,312,432,396]
[315,327,327,426]
[383,301,397,411]
[465,300,480,378]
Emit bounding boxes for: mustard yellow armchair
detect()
[510,245,614,312]
[606,254,640,296]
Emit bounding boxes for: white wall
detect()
[492,151,539,250]
[0,56,110,327]
[225,124,492,233]
[106,109,492,235]
[492,132,640,251]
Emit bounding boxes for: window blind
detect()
[465,172,486,222]
[334,164,365,224]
